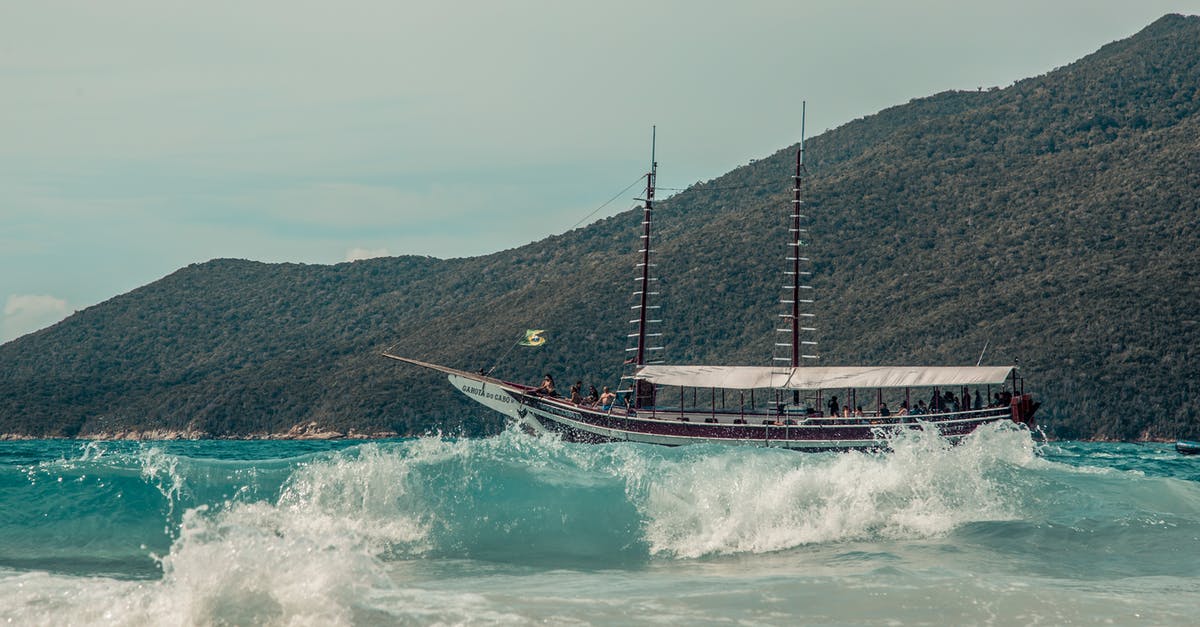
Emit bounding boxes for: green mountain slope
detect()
[3,14,1198,440]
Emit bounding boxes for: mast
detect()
[624,128,663,408]
[775,103,818,401]
[634,128,657,367]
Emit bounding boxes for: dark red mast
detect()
[775,103,817,407]
[624,128,663,409]
[633,129,657,368]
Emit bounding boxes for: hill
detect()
[2,14,1198,440]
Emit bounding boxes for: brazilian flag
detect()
[519,329,546,347]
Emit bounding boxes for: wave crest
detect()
[626,422,1039,557]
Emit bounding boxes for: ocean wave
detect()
[623,421,1042,557]
[5,424,1200,625]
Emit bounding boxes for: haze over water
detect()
[2,424,1198,625]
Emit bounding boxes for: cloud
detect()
[2,294,70,343]
[344,247,390,262]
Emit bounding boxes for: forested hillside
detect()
[2,14,1198,440]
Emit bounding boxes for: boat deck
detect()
[533,394,1013,428]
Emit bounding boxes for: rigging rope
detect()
[386,172,652,375]
[564,173,647,231]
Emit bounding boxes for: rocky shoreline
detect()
[0,421,400,441]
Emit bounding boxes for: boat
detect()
[384,124,1039,450]
[1177,440,1200,455]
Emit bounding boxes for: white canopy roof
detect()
[633,365,1015,390]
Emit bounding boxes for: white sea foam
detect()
[137,444,435,623]
[4,426,1200,625]
[0,443,446,625]
[624,422,1040,558]
[14,444,454,624]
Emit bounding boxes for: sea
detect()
[1,423,1198,626]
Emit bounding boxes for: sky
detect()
[2,0,1197,343]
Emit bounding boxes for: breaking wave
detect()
[5,422,1199,625]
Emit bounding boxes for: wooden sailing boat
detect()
[384,121,1038,450]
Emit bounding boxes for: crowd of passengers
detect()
[531,375,619,408]
[824,389,1016,419]
[532,373,1017,419]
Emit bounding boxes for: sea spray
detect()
[3,427,1200,625]
[623,421,1039,558]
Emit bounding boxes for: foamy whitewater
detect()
[2,424,1199,625]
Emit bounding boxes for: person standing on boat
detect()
[828,396,839,417]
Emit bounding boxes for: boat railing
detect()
[540,396,1008,425]
[540,392,1013,426]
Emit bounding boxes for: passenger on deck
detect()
[828,396,839,417]
[946,392,960,413]
[534,374,556,396]
[897,402,910,416]
[913,400,928,415]
[974,390,983,410]
[842,405,851,418]
[598,386,617,409]
[929,391,942,412]
[878,402,891,417]
[584,385,599,405]
[569,381,582,404]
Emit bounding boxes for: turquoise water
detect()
[2,424,1199,625]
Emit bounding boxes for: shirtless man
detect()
[598,386,617,408]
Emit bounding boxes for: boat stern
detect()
[1011,393,1039,428]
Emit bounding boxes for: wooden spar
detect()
[791,139,802,366]
[634,127,656,368]
[784,102,809,405]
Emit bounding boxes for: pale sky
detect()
[2,0,1196,342]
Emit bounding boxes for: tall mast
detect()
[623,128,664,409]
[775,103,818,379]
[633,126,658,368]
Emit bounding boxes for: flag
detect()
[519,329,546,347]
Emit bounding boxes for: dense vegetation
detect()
[2,14,1198,440]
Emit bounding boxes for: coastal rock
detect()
[79,429,207,441]
[281,421,345,440]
